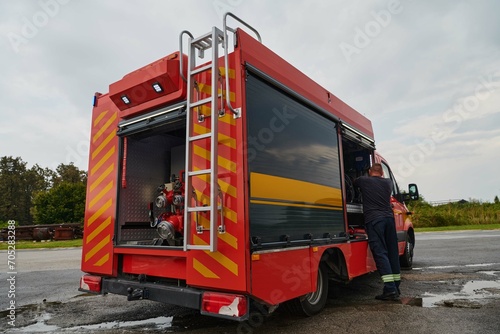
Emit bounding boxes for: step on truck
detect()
[79,13,420,321]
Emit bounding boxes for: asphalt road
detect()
[1,230,500,334]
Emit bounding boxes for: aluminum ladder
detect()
[183,27,225,252]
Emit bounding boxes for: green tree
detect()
[32,182,86,225]
[495,196,499,204]
[0,157,59,225]
[0,157,25,223]
[52,163,87,186]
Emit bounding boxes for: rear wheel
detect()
[400,233,414,269]
[283,263,329,316]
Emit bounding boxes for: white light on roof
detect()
[152,82,163,93]
[121,95,131,104]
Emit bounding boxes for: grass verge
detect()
[415,224,500,232]
[0,239,83,250]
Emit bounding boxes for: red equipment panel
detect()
[81,94,119,275]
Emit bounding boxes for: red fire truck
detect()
[80,13,419,320]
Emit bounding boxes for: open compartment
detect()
[341,133,373,239]
[116,103,187,247]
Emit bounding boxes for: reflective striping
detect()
[91,146,115,176]
[193,145,236,173]
[89,164,114,192]
[193,258,220,279]
[94,253,110,267]
[218,133,237,149]
[87,199,112,226]
[86,216,111,243]
[82,105,117,275]
[195,215,238,249]
[223,206,237,223]
[219,232,238,250]
[85,235,111,262]
[250,172,343,208]
[92,131,115,159]
[197,83,235,101]
[89,181,113,209]
[93,110,108,127]
[218,179,237,199]
[93,111,117,143]
[381,274,395,283]
[218,66,236,79]
[194,235,238,276]
[193,123,236,149]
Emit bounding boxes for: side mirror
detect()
[402,184,419,202]
[408,183,419,200]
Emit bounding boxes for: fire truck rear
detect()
[79,13,419,320]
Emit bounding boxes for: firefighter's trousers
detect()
[365,216,401,292]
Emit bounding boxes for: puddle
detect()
[7,311,173,333]
[421,280,500,308]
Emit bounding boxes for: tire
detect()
[400,233,414,269]
[283,263,329,317]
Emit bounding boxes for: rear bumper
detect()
[102,278,202,309]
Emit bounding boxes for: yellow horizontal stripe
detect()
[94,253,110,267]
[85,235,110,262]
[87,199,112,227]
[92,131,115,160]
[91,146,115,176]
[251,199,342,211]
[86,217,111,244]
[93,110,108,127]
[93,112,117,143]
[193,258,220,279]
[250,172,343,208]
[89,181,113,209]
[194,235,238,276]
[89,164,114,192]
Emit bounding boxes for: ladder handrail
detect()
[178,30,194,83]
[223,12,261,118]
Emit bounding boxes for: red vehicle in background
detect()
[79,13,419,320]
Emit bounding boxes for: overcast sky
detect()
[1,0,499,202]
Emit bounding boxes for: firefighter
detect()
[354,163,401,300]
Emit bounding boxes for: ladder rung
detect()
[191,64,212,75]
[189,133,212,142]
[190,97,212,108]
[187,244,211,250]
[188,169,211,176]
[192,32,213,48]
[188,206,212,213]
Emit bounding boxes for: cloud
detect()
[1,0,499,202]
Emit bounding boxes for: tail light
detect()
[79,275,102,294]
[201,292,248,320]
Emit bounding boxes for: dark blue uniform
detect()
[354,176,401,297]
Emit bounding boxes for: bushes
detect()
[408,199,500,228]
